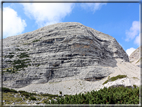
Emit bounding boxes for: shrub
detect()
[29,96,36,100]
[2,87,18,93]
[9,52,15,54]
[19,90,30,98]
[50,86,139,104]
[5,54,14,58]
[103,75,127,85]
[42,93,58,97]
[17,52,29,58]
[32,39,40,43]
[11,58,31,72]
[133,85,137,88]
[15,48,24,51]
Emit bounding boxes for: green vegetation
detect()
[49,86,139,104]
[2,87,18,93]
[133,85,137,88]
[17,52,29,58]
[136,57,142,64]
[15,48,24,51]
[32,39,40,43]
[103,75,127,85]
[133,77,139,80]
[36,64,40,67]
[29,96,37,100]
[3,86,139,104]
[23,38,41,45]
[42,93,58,97]
[3,67,16,73]
[11,58,31,72]
[4,52,31,73]
[23,43,31,45]
[18,90,36,98]
[4,54,14,58]
[9,52,15,54]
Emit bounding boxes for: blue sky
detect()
[3,1,140,56]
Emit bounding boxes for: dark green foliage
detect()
[29,96,36,100]
[5,52,31,73]
[36,64,40,67]
[6,68,16,73]
[19,90,31,98]
[2,87,18,93]
[42,93,58,97]
[15,48,24,51]
[5,54,14,58]
[17,52,29,58]
[44,100,48,104]
[12,59,31,71]
[3,86,139,104]
[50,86,139,104]
[133,85,137,88]
[18,90,36,98]
[9,52,15,54]
[103,75,127,85]
[6,69,11,73]
[5,60,12,63]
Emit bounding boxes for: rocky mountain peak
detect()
[3,22,129,88]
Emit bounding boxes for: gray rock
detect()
[129,46,142,67]
[3,22,129,88]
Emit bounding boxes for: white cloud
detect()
[125,21,140,41]
[3,7,27,38]
[134,34,140,46]
[22,3,74,27]
[126,47,136,56]
[81,3,106,13]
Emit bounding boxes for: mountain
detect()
[3,22,140,95]
[129,46,142,68]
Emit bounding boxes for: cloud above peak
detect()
[126,47,136,56]
[3,7,27,38]
[22,3,74,27]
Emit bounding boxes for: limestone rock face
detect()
[129,46,141,67]
[3,22,129,88]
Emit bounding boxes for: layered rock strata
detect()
[129,46,142,67]
[3,22,129,88]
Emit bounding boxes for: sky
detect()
[2,1,141,56]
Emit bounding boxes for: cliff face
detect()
[3,22,129,88]
[129,46,142,67]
